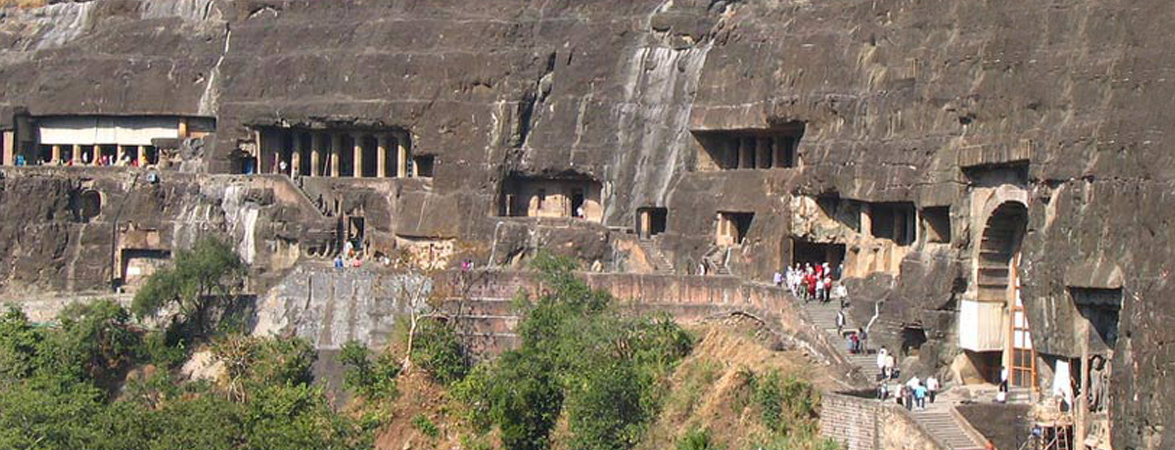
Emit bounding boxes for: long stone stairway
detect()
[801,299,881,380]
[801,297,986,449]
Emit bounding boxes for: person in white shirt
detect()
[926,375,940,403]
[876,347,889,378]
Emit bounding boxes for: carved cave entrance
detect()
[637,207,668,239]
[498,174,603,222]
[716,212,753,246]
[789,238,845,268]
[979,201,1032,387]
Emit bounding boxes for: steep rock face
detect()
[0,0,1173,446]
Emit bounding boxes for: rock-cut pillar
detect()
[376,135,388,178]
[352,133,364,178]
[330,134,342,177]
[290,134,302,177]
[396,131,409,178]
[310,133,322,177]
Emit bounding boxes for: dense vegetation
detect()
[1,241,836,449]
[445,253,695,450]
[0,237,372,449]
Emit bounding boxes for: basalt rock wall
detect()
[1,0,1174,447]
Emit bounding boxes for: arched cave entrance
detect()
[976,201,1032,387]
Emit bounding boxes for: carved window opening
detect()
[693,122,804,171]
[413,155,435,178]
[869,202,916,246]
[922,206,952,244]
[1070,287,1122,352]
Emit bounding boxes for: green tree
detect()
[48,300,142,384]
[410,318,468,385]
[132,236,244,339]
[339,340,401,400]
[0,306,42,380]
[458,252,694,450]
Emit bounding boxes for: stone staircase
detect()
[636,240,674,274]
[801,299,881,381]
[908,401,985,450]
[701,246,731,275]
[801,298,986,449]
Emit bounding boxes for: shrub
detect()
[677,427,723,450]
[412,414,440,438]
[339,340,401,400]
[411,318,468,385]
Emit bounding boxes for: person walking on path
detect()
[837,309,846,335]
[902,385,913,411]
[927,375,939,404]
[877,382,889,400]
[816,276,826,303]
[876,347,889,379]
[914,382,928,410]
[884,353,896,380]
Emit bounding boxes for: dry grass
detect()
[637,324,837,449]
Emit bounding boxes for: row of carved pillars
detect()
[263,130,410,178]
[45,144,155,166]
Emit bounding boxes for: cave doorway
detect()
[716,212,753,246]
[901,325,928,357]
[980,201,1032,388]
[790,239,846,268]
[570,189,585,218]
[637,207,668,239]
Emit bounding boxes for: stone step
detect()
[441,298,516,316]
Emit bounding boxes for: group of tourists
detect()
[878,372,939,412]
[845,326,868,354]
[775,262,846,303]
[19,152,144,168]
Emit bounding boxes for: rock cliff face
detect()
[1,0,1172,446]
